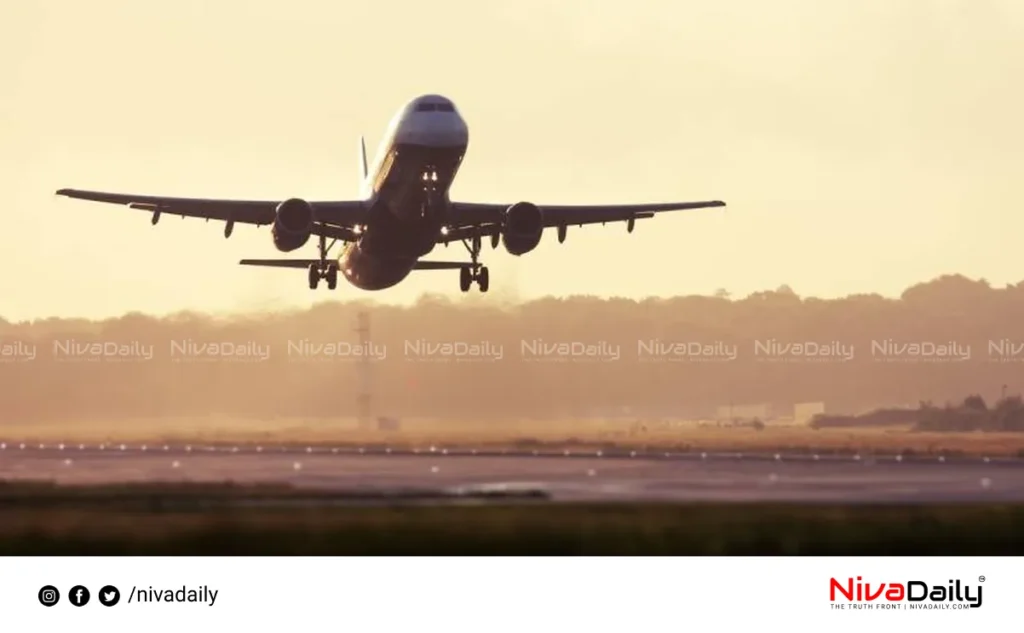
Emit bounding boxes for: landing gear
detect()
[309,233,340,290]
[458,265,489,293]
[308,264,319,290]
[458,234,489,293]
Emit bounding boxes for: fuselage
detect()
[338,94,469,290]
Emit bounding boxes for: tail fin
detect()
[358,135,368,185]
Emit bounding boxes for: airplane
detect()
[56,94,725,293]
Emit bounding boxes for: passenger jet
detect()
[56,94,725,293]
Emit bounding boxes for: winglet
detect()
[359,135,368,182]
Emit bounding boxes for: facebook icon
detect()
[69,585,90,607]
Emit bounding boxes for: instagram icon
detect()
[38,585,60,607]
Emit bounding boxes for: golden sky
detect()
[2,0,1022,320]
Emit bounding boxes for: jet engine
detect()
[501,202,544,255]
[272,198,315,252]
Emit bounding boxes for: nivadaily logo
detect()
[830,576,984,610]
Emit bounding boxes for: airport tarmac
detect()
[0,442,1020,502]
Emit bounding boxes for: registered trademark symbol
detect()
[979,576,986,583]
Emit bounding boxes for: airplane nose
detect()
[399,113,468,148]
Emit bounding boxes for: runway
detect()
[1,442,1021,502]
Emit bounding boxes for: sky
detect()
[1,0,1022,320]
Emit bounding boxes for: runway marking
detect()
[1,441,1021,469]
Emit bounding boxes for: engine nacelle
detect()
[272,198,314,252]
[501,202,544,256]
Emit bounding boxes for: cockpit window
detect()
[415,103,437,112]
[436,103,455,112]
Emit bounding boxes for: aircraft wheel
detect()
[459,267,472,292]
[326,264,338,290]
[477,266,490,293]
[308,264,320,290]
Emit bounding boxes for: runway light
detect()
[429,446,436,452]
[163,445,169,451]
[0,443,5,450]
[293,462,302,471]
[813,454,820,461]
[119,444,126,451]
[306,447,313,454]
[983,456,990,463]
[980,477,992,489]
[63,459,72,467]
[853,454,861,461]
[442,449,449,455]
[79,444,85,450]
[19,443,26,450]
[563,450,570,456]
[256,446,263,453]
[172,461,180,469]
[532,450,538,456]
[185,445,192,452]
[630,451,636,458]
[385,447,392,454]
[231,447,238,453]
[768,473,779,483]
[774,453,781,461]
[596,451,603,458]
[700,452,707,460]
[430,466,439,473]
[39,444,45,449]
[895,454,903,462]
[586,469,596,477]
[141,445,148,451]
[59,444,65,451]
[938,456,946,463]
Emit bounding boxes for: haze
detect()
[2,0,1022,320]
[1,275,1022,425]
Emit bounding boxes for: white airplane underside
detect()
[56,94,726,293]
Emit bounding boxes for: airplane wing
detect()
[445,200,725,240]
[239,259,470,270]
[54,189,368,231]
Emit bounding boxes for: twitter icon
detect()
[99,585,120,607]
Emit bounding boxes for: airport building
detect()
[794,402,826,425]
[716,403,772,422]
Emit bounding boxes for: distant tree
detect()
[963,395,987,411]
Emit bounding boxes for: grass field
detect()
[3,416,1024,457]
[1,483,1022,554]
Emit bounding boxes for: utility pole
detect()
[355,311,372,430]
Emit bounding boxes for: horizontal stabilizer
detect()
[239,259,320,269]
[412,261,472,271]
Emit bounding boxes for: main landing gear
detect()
[308,233,340,290]
[458,234,489,293]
